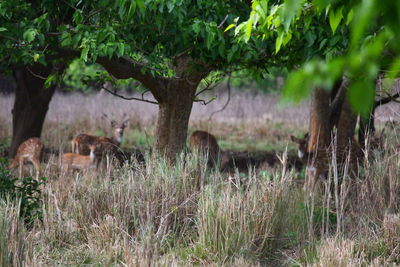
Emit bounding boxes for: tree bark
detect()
[308,88,331,153]
[9,65,56,157]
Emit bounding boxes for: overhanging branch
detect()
[101,85,158,105]
[209,75,232,120]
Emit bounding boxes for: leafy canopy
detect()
[236,0,400,115]
[0,0,274,82]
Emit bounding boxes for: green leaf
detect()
[346,9,354,25]
[72,33,82,48]
[351,0,375,48]
[224,24,235,32]
[107,45,114,59]
[117,42,125,56]
[387,56,400,80]
[127,0,136,19]
[280,0,302,32]
[81,47,89,61]
[329,7,343,34]
[33,53,40,62]
[275,31,284,53]
[206,29,215,49]
[319,39,327,50]
[0,27,7,32]
[23,29,36,43]
[245,11,255,42]
[137,0,145,12]
[73,10,83,25]
[192,21,201,35]
[61,32,72,46]
[282,70,312,103]
[347,79,374,116]
[166,1,174,13]
[305,31,316,47]
[45,74,57,88]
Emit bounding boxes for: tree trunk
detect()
[9,65,56,157]
[336,98,358,147]
[308,88,331,153]
[153,80,199,161]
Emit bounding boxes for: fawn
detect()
[61,143,101,174]
[189,130,223,169]
[8,137,44,179]
[71,118,128,155]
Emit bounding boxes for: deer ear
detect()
[123,120,129,128]
[111,120,116,127]
[290,136,299,143]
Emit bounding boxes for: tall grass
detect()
[1,92,400,265]
[2,136,400,265]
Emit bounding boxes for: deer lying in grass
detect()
[61,143,101,174]
[8,137,44,179]
[189,130,231,170]
[291,133,363,191]
[71,117,128,155]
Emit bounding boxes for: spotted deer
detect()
[8,137,44,179]
[189,130,224,169]
[71,118,128,155]
[61,143,102,174]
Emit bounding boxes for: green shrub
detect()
[0,161,45,225]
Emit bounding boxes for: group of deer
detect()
[8,117,128,179]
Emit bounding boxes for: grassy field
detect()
[1,89,400,266]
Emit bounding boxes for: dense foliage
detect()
[238,0,400,115]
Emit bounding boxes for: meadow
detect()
[1,87,400,266]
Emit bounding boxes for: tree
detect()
[0,1,73,156]
[1,0,273,160]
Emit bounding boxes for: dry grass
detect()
[1,91,400,265]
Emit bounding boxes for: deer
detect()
[71,115,128,155]
[8,137,44,179]
[189,130,229,170]
[61,143,102,174]
[291,133,363,191]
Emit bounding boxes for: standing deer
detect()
[189,130,223,169]
[8,137,44,179]
[71,117,128,155]
[61,143,101,174]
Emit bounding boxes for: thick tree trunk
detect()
[9,65,56,157]
[153,80,199,161]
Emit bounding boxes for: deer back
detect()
[9,137,44,169]
[72,134,114,155]
[189,131,221,168]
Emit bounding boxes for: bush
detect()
[0,160,45,225]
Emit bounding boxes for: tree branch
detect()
[209,75,232,120]
[375,92,400,108]
[100,84,158,105]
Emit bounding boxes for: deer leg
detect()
[18,159,24,178]
[32,158,41,180]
